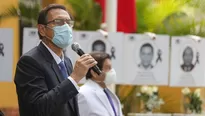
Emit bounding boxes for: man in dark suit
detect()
[14,4,97,116]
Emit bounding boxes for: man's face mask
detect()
[49,24,73,49]
[104,68,117,84]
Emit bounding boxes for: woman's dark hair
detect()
[86,52,111,79]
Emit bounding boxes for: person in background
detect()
[14,4,97,116]
[92,40,106,52]
[181,46,194,72]
[78,52,123,116]
[138,43,154,70]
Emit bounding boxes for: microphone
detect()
[71,42,102,75]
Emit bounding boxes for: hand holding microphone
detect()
[70,42,102,83]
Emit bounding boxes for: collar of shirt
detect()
[87,79,105,91]
[42,42,64,64]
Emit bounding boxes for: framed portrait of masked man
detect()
[170,36,205,87]
[122,34,169,85]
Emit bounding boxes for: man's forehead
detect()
[47,9,70,20]
[185,50,193,54]
[142,46,152,51]
[184,48,193,54]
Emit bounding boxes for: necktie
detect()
[104,88,117,116]
[58,61,68,79]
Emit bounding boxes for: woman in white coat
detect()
[78,52,123,116]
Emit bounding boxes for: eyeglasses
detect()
[46,19,74,27]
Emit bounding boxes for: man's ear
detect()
[37,24,46,37]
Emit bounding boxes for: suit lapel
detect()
[38,42,77,114]
[64,58,73,75]
[86,80,114,115]
[37,42,64,83]
[51,61,76,114]
[95,88,114,116]
[51,62,65,83]
[114,95,121,115]
[108,89,122,116]
[64,57,77,114]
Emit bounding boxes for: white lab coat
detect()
[78,79,123,116]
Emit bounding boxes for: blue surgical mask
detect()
[52,24,73,49]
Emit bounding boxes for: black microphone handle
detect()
[76,49,85,56]
[77,49,102,75]
[92,65,102,75]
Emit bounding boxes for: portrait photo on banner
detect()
[73,31,106,83]
[73,31,124,84]
[122,34,169,85]
[170,36,205,87]
[0,28,13,82]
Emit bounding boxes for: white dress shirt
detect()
[42,42,79,90]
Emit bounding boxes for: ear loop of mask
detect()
[43,25,53,41]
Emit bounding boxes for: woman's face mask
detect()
[104,68,117,84]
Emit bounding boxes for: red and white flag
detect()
[95,0,137,33]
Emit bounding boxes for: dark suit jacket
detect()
[0,110,4,116]
[14,42,79,116]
